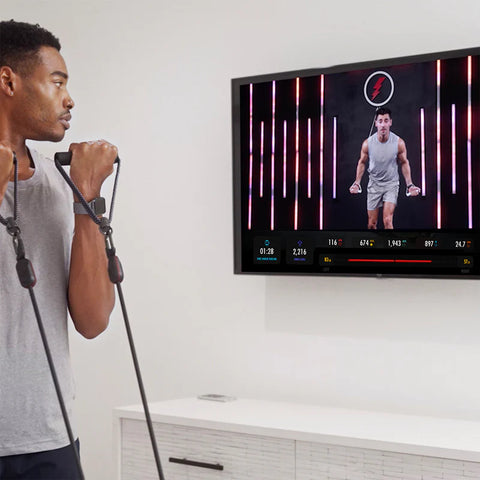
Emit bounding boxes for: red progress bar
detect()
[348,259,394,263]
[348,259,432,264]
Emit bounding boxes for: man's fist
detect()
[406,184,421,197]
[349,182,362,194]
[69,140,117,201]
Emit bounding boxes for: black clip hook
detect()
[6,217,20,237]
[98,216,113,237]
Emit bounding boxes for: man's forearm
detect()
[68,215,114,339]
[401,160,413,185]
[355,161,366,183]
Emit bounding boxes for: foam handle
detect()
[54,152,119,165]
[16,258,37,288]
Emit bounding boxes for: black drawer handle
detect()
[169,457,224,471]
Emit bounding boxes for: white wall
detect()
[3,0,480,478]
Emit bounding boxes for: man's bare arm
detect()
[67,141,117,339]
[397,138,420,196]
[350,140,369,194]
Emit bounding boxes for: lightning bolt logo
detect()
[364,71,394,107]
[371,76,386,101]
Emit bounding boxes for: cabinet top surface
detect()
[114,397,480,461]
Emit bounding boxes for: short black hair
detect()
[0,20,61,75]
[375,107,392,119]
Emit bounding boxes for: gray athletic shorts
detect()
[367,182,399,210]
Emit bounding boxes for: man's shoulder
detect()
[390,131,401,142]
[28,148,71,196]
[29,148,53,165]
[29,149,59,176]
[392,133,405,147]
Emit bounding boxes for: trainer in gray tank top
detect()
[367,131,400,186]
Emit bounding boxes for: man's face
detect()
[13,46,74,142]
[375,113,392,136]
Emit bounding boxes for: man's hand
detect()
[69,140,118,201]
[406,184,421,197]
[349,182,362,194]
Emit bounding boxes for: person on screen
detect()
[0,20,117,478]
[349,107,421,229]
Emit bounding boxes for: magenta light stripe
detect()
[271,81,276,231]
[467,56,473,228]
[436,60,441,229]
[451,104,457,194]
[260,121,264,198]
[294,77,300,230]
[283,121,287,198]
[332,116,337,199]
[420,108,426,196]
[307,118,312,198]
[248,83,253,230]
[319,75,324,230]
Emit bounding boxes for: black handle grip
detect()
[16,257,37,288]
[54,152,120,165]
[169,457,224,471]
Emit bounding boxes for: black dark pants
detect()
[0,440,80,480]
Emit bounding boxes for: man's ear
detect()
[0,66,16,97]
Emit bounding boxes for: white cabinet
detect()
[296,441,480,480]
[114,398,480,480]
[120,419,294,480]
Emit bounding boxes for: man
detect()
[349,107,420,229]
[0,20,117,478]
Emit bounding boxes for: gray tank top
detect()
[367,131,400,186]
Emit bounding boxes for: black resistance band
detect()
[0,154,85,479]
[54,152,165,480]
[368,106,381,138]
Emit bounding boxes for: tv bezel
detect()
[232,46,480,279]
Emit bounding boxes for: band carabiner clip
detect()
[5,217,20,238]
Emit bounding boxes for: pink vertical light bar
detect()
[294,77,300,230]
[420,108,426,196]
[436,60,441,229]
[332,116,337,199]
[260,121,264,198]
[271,81,276,231]
[319,74,324,230]
[467,56,473,228]
[248,83,253,230]
[283,121,287,198]
[307,118,312,198]
[451,104,456,194]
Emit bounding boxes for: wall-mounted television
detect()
[232,47,480,278]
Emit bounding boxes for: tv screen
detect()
[232,47,480,278]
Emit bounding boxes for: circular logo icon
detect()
[363,71,394,107]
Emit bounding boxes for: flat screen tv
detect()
[232,47,480,278]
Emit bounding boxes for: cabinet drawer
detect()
[296,440,480,480]
[121,419,295,480]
